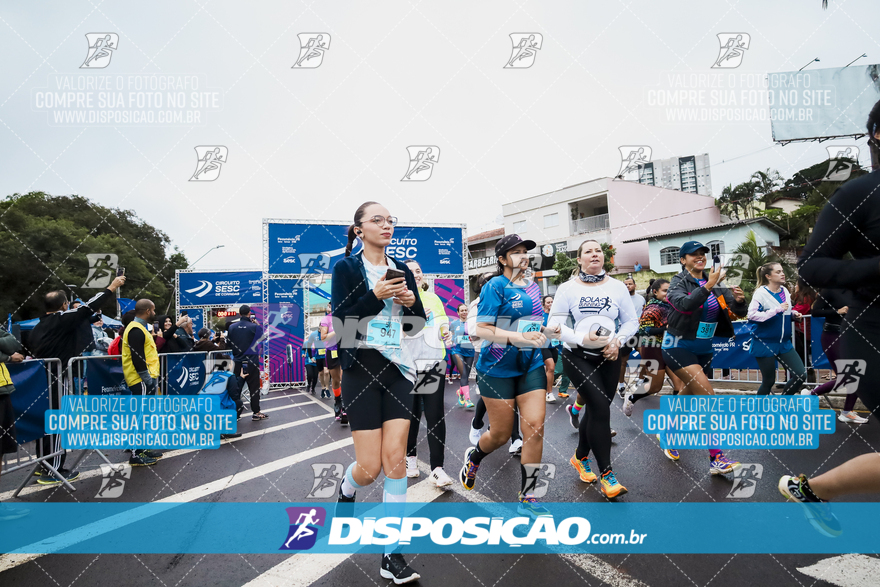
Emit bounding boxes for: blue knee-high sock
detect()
[383,476,407,555]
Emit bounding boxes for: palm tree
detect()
[751,168,783,205]
[730,230,796,299]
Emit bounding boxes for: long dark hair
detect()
[645,278,669,301]
[793,277,816,306]
[345,201,379,257]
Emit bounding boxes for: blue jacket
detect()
[330,251,427,372]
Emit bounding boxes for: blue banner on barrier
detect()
[178,271,262,307]
[165,353,206,395]
[710,319,831,371]
[267,223,464,274]
[0,502,877,554]
[86,356,128,395]
[8,360,51,444]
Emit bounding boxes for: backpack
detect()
[199,371,237,411]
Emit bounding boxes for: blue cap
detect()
[678,241,710,256]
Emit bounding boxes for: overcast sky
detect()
[1,0,877,272]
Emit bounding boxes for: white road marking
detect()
[0,438,354,572]
[797,554,880,587]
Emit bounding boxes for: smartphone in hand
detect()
[116,266,125,277]
[384,268,405,281]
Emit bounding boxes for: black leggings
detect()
[843,306,880,419]
[472,397,521,442]
[305,364,318,392]
[407,362,447,469]
[452,353,474,385]
[563,349,620,474]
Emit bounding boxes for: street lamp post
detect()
[165,245,225,314]
[844,53,867,67]
[798,58,820,71]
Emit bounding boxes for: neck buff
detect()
[578,270,606,284]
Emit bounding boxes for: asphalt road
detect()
[1,381,877,587]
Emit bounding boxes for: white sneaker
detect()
[617,384,627,398]
[622,394,635,418]
[838,411,869,424]
[430,467,454,488]
[800,389,813,396]
[509,439,523,455]
[406,456,419,478]
[469,421,483,446]
[546,392,556,403]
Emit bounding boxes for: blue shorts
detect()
[661,348,713,379]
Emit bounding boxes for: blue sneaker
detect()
[778,474,842,538]
[517,493,552,519]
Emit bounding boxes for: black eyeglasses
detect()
[360,215,398,227]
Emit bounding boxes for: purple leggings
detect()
[812,331,858,411]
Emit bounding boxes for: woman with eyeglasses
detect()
[332,202,426,584]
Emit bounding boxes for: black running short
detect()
[342,348,415,431]
[662,347,713,378]
[540,346,559,363]
[325,349,341,370]
[315,357,326,370]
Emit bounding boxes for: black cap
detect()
[239,304,250,316]
[495,234,537,258]
[678,240,710,257]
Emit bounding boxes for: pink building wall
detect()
[607,181,720,271]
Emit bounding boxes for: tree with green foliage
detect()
[728,230,796,300]
[0,191,188,320]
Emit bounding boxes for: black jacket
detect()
[799,169,880,308]
[29,289,115,368]
[665,269,748,340]
[330,251,427,371]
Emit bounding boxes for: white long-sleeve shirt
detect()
[547,277,640,354]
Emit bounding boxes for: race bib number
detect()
[457,335,469,346]
[331,350,338,359]
[517,320,542,334]
[696,321,717,339]
[318,349,326,356]
[366,318,401,349]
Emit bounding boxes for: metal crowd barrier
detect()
[0,358,87,494]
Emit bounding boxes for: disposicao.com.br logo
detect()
[328,515,647,548]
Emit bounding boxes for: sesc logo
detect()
[184,280,214,298]
[281,507,326,550]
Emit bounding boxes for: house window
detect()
[513,220,527,233]
[660,246,681,265]
[707,240,724,257]
[543,213,559,228]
